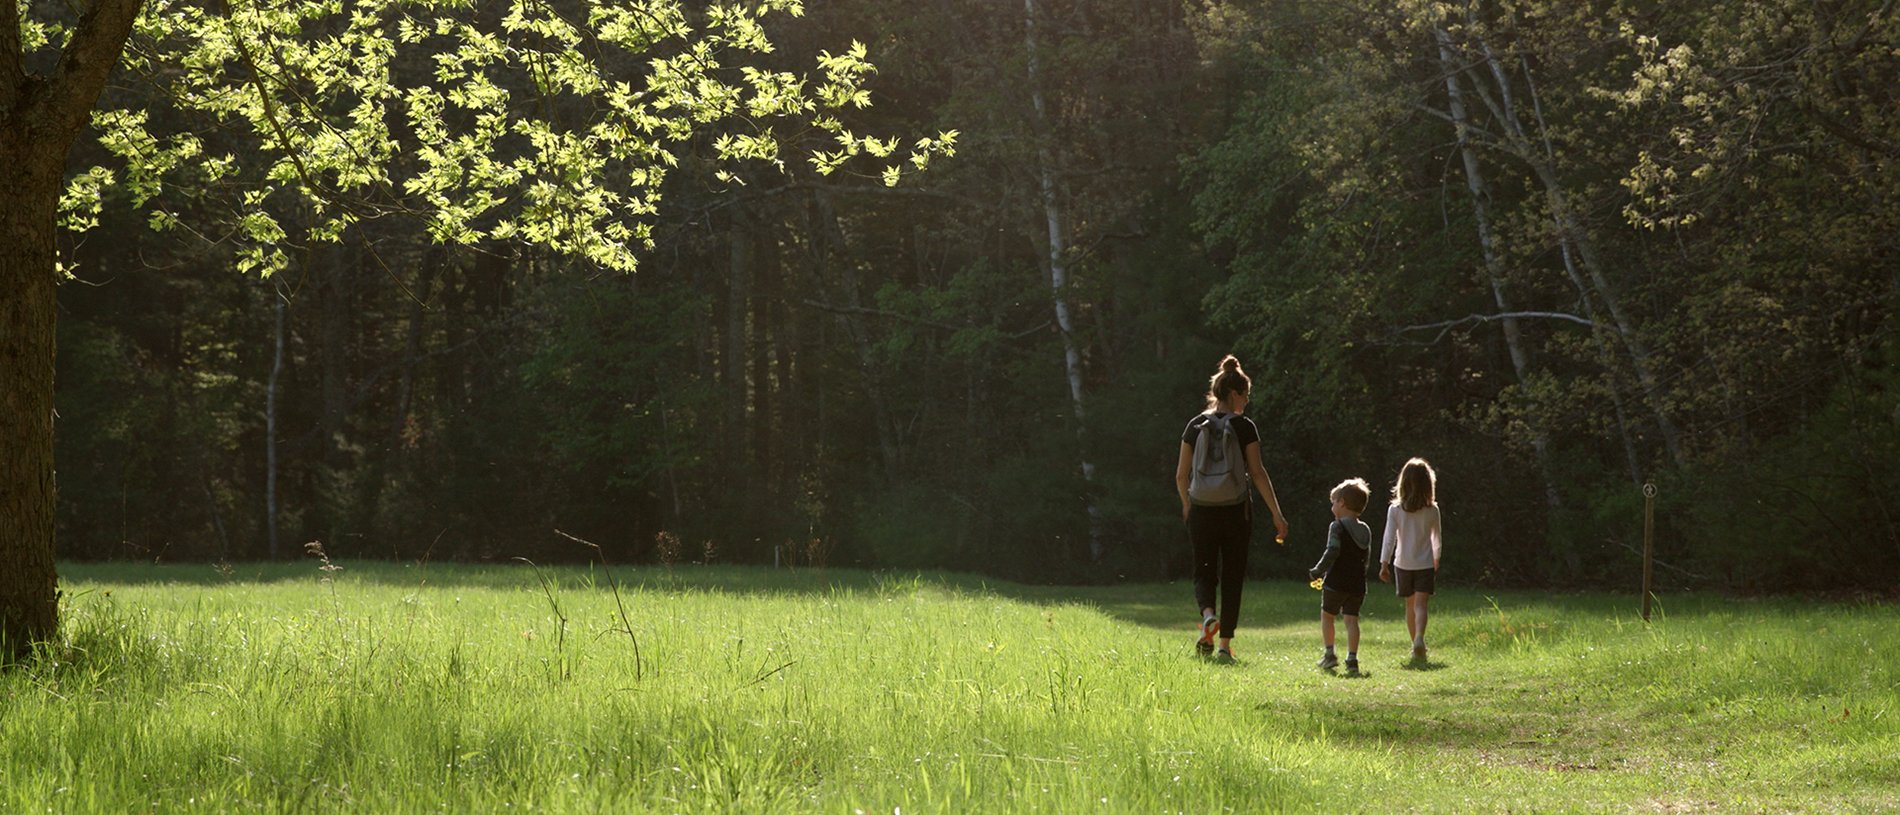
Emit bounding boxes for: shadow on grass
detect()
[57,562,1881,629]
[59,561,1286,620]
[1262,692,1538,748]
[59,561,983,595]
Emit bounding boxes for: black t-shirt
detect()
[1181,412,1261,450]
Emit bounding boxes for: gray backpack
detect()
[1188,413,1250,506]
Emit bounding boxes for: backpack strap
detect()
[1225,413,1252,504]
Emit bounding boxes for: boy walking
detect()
[1309,478,1372,674]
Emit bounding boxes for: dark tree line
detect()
[43,0,1900,591]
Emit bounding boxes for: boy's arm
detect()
[1309,522,1341,579]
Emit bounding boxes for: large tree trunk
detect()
[0,149,62,660]
[2,0,145,659]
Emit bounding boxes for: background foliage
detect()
[46,0,1900,589]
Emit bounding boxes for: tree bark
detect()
[1024,0,1104,562]
[317,241,352,463]
[0,147,62,660]
[812,191,900,474]
[392,248,435,448]
[1,0,145,659]
[1535,171,1686,465]
[1455,28,1687,466]
[1433,26,1575,575]
[726,207,755,530]
[752,237,776,511]
[266,287,286,559]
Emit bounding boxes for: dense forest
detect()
[42,0,1900,590]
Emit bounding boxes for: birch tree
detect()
[1021,0,1103,561]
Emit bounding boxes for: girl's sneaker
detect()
[1196,614,1218,656]
[1215,645,1236,664]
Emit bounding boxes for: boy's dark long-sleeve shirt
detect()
[1309,517,1372,594]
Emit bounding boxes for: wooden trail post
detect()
[1641,482,1657,621]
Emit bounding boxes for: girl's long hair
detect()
[1392,457,1437,513]
[1204,355,1250,412]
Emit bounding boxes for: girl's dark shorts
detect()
[1395,567,1436,597]
[1320,589,1363,617]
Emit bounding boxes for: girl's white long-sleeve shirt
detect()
[1380,503,1442,571]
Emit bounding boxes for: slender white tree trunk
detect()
[1533,167,1685,465]
[1457,24,1686,466]
[1434,26,1575,574]
[1024,0,1103,562]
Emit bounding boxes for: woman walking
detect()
[1175,355,1289,662]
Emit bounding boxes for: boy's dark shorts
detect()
[1321,589,1364,617]
[1395,567,1436,597]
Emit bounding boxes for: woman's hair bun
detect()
[1205,354,1251,410]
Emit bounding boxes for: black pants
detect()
[1189,502,1251,639]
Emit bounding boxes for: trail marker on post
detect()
[1641,482,1657,621]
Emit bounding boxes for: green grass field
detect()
[3,562,1895,813]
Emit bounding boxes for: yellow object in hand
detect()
[1309,577,1324,590]
[1275,535,1286,546]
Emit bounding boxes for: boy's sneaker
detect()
[1411,645,1428,663]
[1317,653,1339,671]
[1196,615,1218,656]
[1215,646,1236,664]
[1344,657,1360,675]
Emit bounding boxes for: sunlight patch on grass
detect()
[2,563,1895,813]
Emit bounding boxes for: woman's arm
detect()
[1175,442,1194,521]
[1243,442,1289,541]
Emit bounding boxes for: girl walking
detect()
[1378,457,1443,663]
[1175,355,1289,662]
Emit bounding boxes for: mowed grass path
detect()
[3,563,1895,813]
